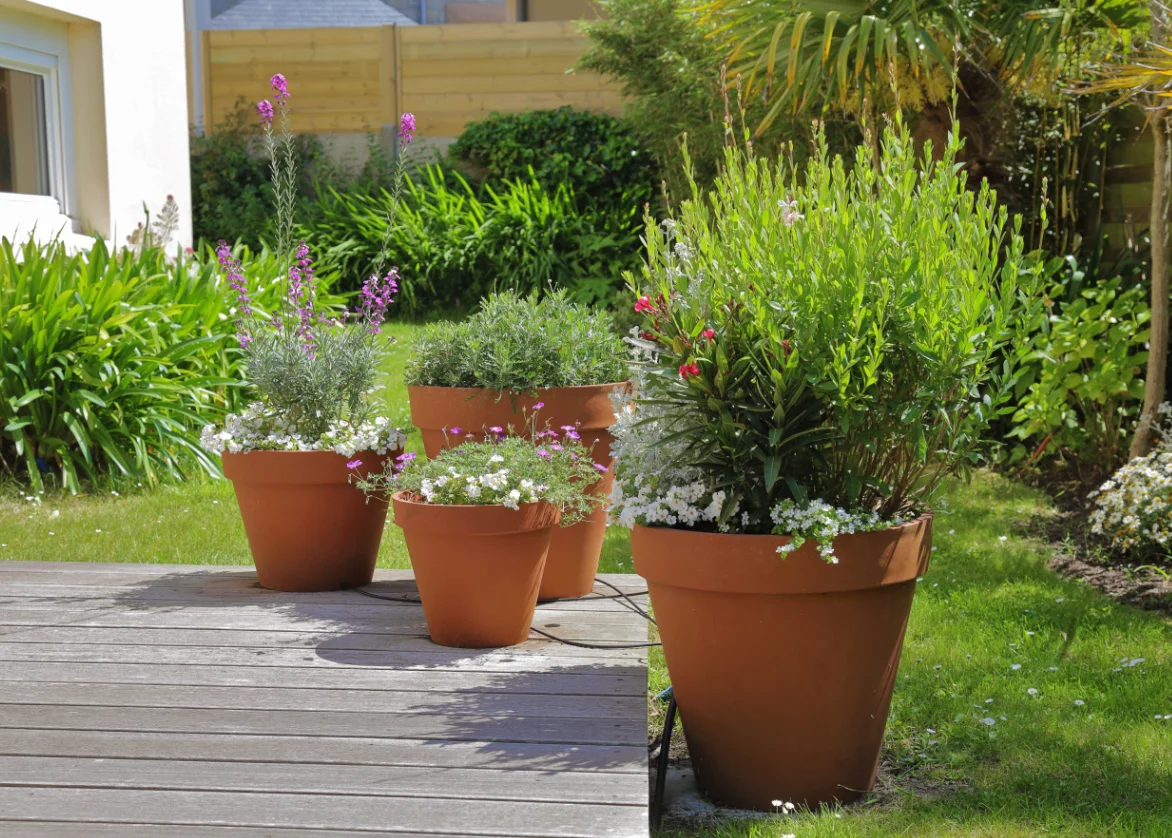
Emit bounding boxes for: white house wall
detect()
[0,0,192,247]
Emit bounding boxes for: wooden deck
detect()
[0,562,650,837]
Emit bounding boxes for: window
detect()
[0,66,51,196]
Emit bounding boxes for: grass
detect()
[2,326,1170,835]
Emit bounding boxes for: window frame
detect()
[0,39,73,217]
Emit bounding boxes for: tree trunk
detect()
[1130,107,1170,459]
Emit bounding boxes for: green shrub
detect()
[612,118,1037,528]
[305,165,641,315]
[1008,270,1149,476]
[190,106,322,248]
[447,107,657,217]
[405,290,627,390]
[0,237,333,491]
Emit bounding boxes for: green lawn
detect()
[1,325,1169,836]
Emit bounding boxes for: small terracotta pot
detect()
[408,382,625,599]
[392,491,561,648]
[222,449,396,592]
[633,515,932,810]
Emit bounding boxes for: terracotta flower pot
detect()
[222,449,396,592]
[633,515,933,810]
[408,382,625,599]
[392,491,561,648]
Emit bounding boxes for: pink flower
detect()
[701,328,716,341]
[399,112,416,143]
[488,426,504,435]
[593,463,608,473]
[679,362,701,380]
[346,459,363,470]
[550,443,564,451]
[270,74,289,99]
[537,449,551,458]
[256,100,274,125]
[564,429,580,440]
[532,401,544,410]
[634,295,654,314]
[448,426,462,435]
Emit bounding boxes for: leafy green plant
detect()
[1009,273,1149,476]
[447,107,657,217]
[613,117,1037,529]
[405,290,627,391]
[0,237,294,491]
[305,165,641,313]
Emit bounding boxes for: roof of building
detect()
[209,0,417,29]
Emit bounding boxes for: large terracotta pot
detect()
[392,491,561,648]
[633,515,932,810]
[408,382,625,599]
[222,449,396,592]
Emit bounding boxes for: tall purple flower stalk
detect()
[358,269,399,334]
[216,241,252,349]
[399,112,416,144]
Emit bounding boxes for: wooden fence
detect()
[199,21,620,140]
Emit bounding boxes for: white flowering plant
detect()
[200,403,405,458]
[1089,403,1172,557]
[358,415,609,524]
[610,117,1037,554]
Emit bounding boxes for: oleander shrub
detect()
[0,236,335,491]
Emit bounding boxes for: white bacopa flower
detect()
[1073,700,1085,707]
[981,717,996,726]
[1011,664,1022,671]
[1027,688,1038,696]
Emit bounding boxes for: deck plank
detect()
[0,562,650,837]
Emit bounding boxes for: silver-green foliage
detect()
[405,290,628,391]
[629,117,1039,520]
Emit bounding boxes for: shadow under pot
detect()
[221,449,397,592]
[632,514,933,810]
[408,382,626,600]
[392,490,562,648]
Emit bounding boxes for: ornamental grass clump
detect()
[404,289,627,391]
[360,413,607,525]
[200,75,417,457]
[611,117,1037,555]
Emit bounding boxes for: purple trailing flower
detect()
[488,426,504,435]
[394,451,417,473]
[215,241,252,349]
[399,112,416,144]
[271,74,289,99]
[347,459,363,470]
[564,429,581,440]
[593,463,608,473]
[536,449,551,459]
[257,100,274,125]
[532,401,544,410]
[449,426,462,435]
[550,443,564,451]
[357,268,398,334]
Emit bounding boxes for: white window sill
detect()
[0,192,97,251]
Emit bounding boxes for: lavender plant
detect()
[200,75,415,456]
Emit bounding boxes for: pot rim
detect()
[391,489,557,512]
[632,510,933,542]
[407,381,631,396]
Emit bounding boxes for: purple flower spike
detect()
[593,463,608,473]
[346,459,363,470]
[356,268,398,333]
[399,112,416,144]
[271,74,289,99]
[215,241,252,348]
[257,100,274,125]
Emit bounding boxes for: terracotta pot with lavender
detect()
[404,292,629,599]
[199,74,416,592]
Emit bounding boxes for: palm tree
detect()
[1078,4,1172,458]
